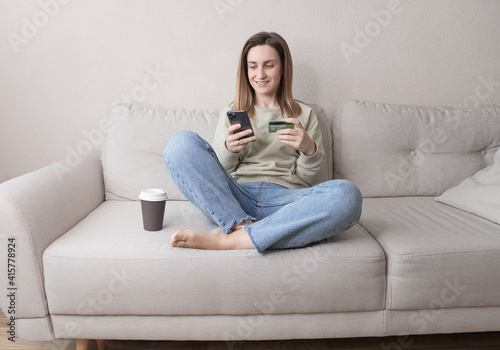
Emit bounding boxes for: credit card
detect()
[269,121,294,133]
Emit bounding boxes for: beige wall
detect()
[1,0,499,183]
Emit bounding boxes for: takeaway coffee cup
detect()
[139,189,168,231]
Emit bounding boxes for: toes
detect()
[172,240,186,248]
[170,230,186,247]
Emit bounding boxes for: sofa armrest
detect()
[0,150,104,339]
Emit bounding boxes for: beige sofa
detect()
[1,100,499,347]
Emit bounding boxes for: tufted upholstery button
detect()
[410,151,417,156]
[481,150,487,155]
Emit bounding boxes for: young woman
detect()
[163,32,362,253]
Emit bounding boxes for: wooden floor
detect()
[2,311,500,349]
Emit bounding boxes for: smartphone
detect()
[227,110,255,140]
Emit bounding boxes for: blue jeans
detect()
[163,130,362,253]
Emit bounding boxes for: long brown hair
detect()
[233,32,301,119]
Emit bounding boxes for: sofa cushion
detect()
[435,147,500,224]
[102,103,220,200]
[43,200,385,317]
[359,197,500,311]
[334,100,500,197]
[309,104,333,182]
[102,103,333,201]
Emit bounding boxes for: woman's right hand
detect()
[225,124,256,153]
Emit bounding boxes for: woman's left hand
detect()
[276,118,317,156]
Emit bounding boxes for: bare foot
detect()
[170,227,254,250]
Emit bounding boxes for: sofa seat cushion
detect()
[359,197,500,311]
[43,200,386,317]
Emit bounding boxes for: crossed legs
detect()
[164,131,362,253]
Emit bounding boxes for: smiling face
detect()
[247,44,282,104]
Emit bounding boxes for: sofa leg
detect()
[76,339,88,350]
[76,339,106,350]
[96,339,106,350]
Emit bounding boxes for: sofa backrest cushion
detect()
[102,102,332,201]
[309,103,333,182]
[102,103,220,200]
[334,100,500,197]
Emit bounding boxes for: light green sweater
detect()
[212,102,325,189]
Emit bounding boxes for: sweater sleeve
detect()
[296,108,325,186]
[212,107,241,173]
